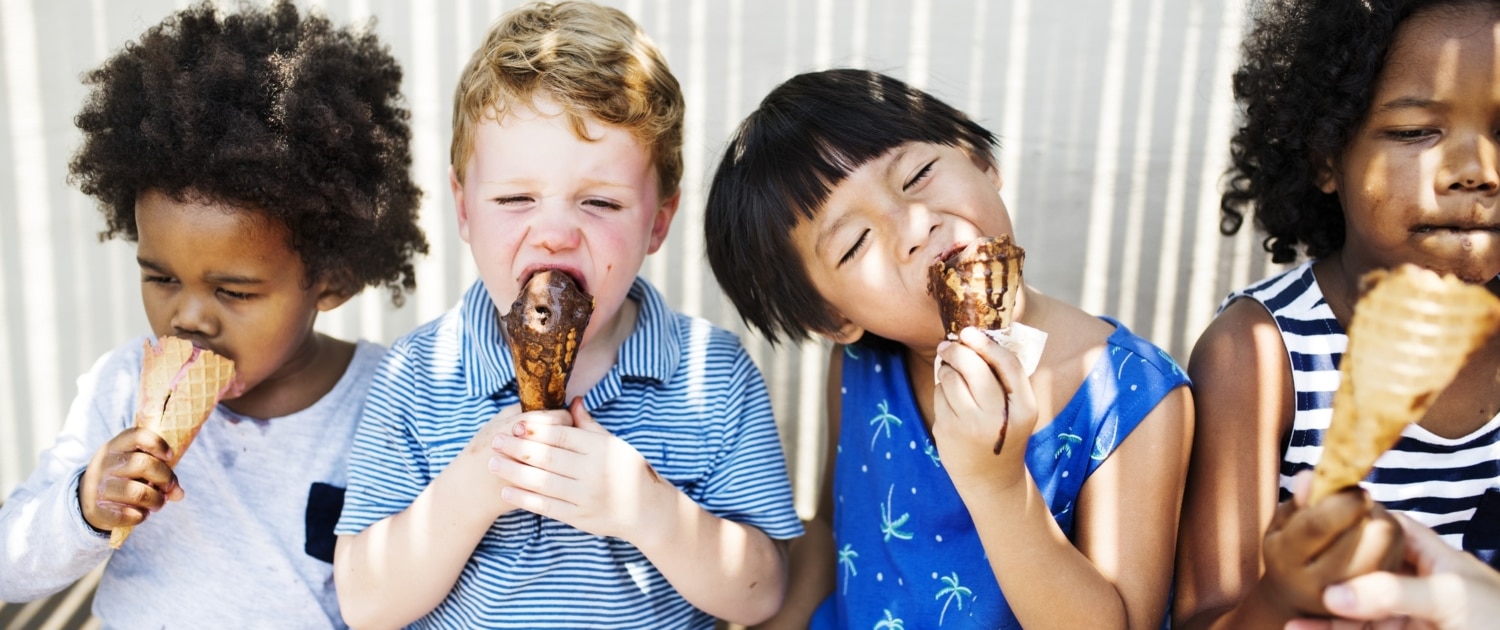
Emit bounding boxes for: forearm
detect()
[334,464,504,629]
[964,473,1130,629]
[635,488,789,626]
[753,518,835,629]
[0,468,113,601]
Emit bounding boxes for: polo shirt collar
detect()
[460,277,679,400]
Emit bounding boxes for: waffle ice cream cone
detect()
[928,235,1026,336]
[503,270,595,411]
[1310,265,1500,503]
[110,336,236,548]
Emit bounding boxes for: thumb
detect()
[1324,572,1440,622]
[569,397,605,433]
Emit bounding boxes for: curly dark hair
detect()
[69,0,427,304]
[1222,0,1494,263]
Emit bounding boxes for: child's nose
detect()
[531,203,582,253]
[169,294,218,338]
[1444,134,1499,192]
[900,203,940,259]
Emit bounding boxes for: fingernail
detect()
[487,456,503,473]
[937,341,951,353]
[513,422,528,437]
[492,435,505,449]
[1325,584,1355,611]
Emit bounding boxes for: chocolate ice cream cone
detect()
[503,270,595,411]
[928,235,1025,337]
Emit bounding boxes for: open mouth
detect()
[520,267,586,293]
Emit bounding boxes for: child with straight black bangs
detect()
[1178,1,1500,628]
[705,68,1194,630]
[0,2,426,627]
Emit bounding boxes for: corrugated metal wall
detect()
[0,0,1267,520]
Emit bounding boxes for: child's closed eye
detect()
[141,274,177,285]
[217,288,255,301]
[838,229,869,268]
[904,159,937,191]
[492,195,534,206]
[583,198,623,211]
[1382,128,1439,142]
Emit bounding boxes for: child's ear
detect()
[451,166,472,244]
[1316,159,1339,194]
[647,191,681,254]
[313,272,357,312]
[818,318,865,345]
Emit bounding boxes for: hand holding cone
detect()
[503,270,595,411]
[1310,265,1500,503]
[110,336,236,548]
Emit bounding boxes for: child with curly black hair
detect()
[1177,1,1500,627]
[0,1,426,627]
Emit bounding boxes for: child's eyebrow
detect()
[204,272,264,285]
[815,213,854,257]
[1377,96,1444,112]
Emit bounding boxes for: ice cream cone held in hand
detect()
[503,270,595,412]
[1310,265,1500,503]
[928,234,1025,336]
[109,336,236,548]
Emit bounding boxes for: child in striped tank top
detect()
[1176,1,1500,628]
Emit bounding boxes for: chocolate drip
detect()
[927,235,1026,336]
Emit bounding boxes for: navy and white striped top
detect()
[336,277,804,629]
[1230,261,1500,566]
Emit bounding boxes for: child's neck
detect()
[223,333,355,420]
[564,296,639,404]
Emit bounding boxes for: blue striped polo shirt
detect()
[337,277,804,629]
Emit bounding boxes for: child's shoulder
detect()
[633,276,753,356]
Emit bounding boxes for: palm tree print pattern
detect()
[869,400,903,450]
[874,609,905,630]
[934,572,973,625]
[880,485,913,542]
[839,544,859,594]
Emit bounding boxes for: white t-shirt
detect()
[0,336,384,629]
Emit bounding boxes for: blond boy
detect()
[331,3,801,628]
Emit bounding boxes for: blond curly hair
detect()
[450,1,684,198]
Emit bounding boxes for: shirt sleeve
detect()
[692,339,805,541]
[0,341,140,601]
[335,342,433,536]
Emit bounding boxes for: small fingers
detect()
[97,476,170,513]
[1286,489,1373,560]
[124,428,176,464]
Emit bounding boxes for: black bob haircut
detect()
[69,0,428,304]
[705,69,998,345]
[1222,0,1497,264]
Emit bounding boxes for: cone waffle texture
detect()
[503,270,595,411]
[109,336,236,548]
[927,235,1026,337]
[1310,265,1500,503]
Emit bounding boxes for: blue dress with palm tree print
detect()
[809,318,1188,629]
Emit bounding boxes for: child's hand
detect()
[1260,472,1404,618]
[489,398,673,540]
[458,404,571,517]
[932,326,1039,493]
[78,427,184,535]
